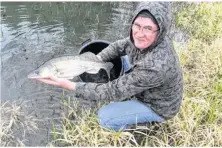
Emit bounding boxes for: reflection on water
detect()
[1,2,136,146]
[104,2,136,41]
[1,2,135,101]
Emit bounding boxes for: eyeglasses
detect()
[132,23,159,35]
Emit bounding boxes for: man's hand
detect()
[36,75,76,91]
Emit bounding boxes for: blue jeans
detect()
[98,100,164,131]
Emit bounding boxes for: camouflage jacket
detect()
[75,2,184,119]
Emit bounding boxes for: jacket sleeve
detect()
[75,63,165,101]
[97,37,130,62]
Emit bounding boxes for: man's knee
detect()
[98,106,130,131]
[98,106,119,130]
[98,106,108,125]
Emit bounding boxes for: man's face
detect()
[132,16,159,49]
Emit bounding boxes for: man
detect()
[37,2,184,131]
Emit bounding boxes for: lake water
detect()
[0,2,137,146]
[1,2,136,101]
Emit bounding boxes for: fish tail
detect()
[106,62,114,80]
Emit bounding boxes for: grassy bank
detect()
[1,2,222,146]
[49,2,222,147]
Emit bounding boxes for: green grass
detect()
[49,2,222,147]
[1,2,222,146]
[176,2,222,43]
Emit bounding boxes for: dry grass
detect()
[0,100,39,146]
[49,88,222,146]
[48,97,139,146]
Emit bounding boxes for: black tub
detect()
[78,39,122,83]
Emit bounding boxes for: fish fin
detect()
[64,77,74,80]
[102,62,114,80]
[86,62,113,80]
[57,67,87,78]
[86,68,100,74]
[81,52,95,56]
[80,52,95,59]
[57,75,73,79]
[79,52,101,62]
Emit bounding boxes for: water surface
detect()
[1,2,135,101]
[1,2,135,146]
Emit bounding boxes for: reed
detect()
[0,101,39,146]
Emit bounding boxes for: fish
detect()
[27,52,114,80]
